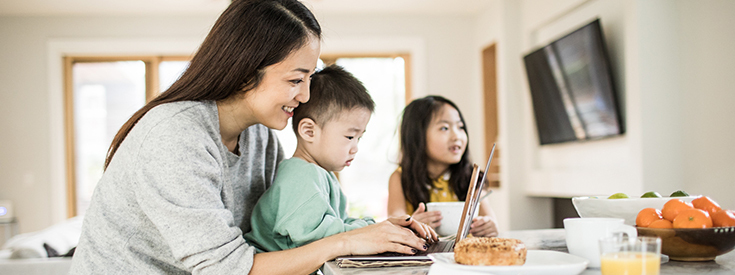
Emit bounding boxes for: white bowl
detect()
[571,196,699,226]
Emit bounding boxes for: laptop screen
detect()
[455,143,496,241]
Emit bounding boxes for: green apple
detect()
[641,191,662,198]
[608,193,629,199]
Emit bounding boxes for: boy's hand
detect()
[388,215,439,243]
[411,202,443,229]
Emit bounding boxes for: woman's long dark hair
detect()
[104,0,321,169]
[399,96,475,211]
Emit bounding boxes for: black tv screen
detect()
[523,19,623,145]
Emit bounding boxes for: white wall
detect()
[518,0,640,199]
[491,0,735,224]
[678,1,735,210]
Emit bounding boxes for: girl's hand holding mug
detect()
[411,202,443,229]
[470,216,499,237]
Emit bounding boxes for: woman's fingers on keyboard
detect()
[392,226,428,251]
[402,217,438,243]
[413,221,438,243]
[381,218,430,251]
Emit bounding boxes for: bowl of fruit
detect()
[572,190,698,226]
[635,196,735,261]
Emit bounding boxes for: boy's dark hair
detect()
[292,64,375,133]
[399,95,476,212]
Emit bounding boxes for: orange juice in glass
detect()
[600,252,660,275]
[599,236,661,275]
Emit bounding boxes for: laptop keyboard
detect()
[375,239,455,257]
[423,239,454,254]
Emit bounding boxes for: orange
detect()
[648,219,673,229]
[692,196,722,217]
[662,199,694,222]
[712,209,735,227]
[672,208,713,228]
[636,208,663,227]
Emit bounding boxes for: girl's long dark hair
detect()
[399,96,475,211]
[104,0,321,169]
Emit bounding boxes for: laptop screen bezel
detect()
[455,144,496,242]
[455,164,479,241]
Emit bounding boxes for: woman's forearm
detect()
[250,234,346,275]
[249,218,432,274]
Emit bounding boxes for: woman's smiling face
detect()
[243,35,321,130]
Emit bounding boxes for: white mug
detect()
[426,202,465,237]
[563,217,637,268]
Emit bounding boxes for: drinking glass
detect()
[599,235,662,275]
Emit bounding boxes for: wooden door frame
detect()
[482,44,500,187]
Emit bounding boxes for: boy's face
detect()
[311,107,371,172]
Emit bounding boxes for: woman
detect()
[69,1,434,274]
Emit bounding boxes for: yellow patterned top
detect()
[399,168,460,213]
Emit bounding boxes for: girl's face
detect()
[425,103,467,169]
[311,107,371,172]
[242,35,321,130]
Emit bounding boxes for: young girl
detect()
[388,95,499,237]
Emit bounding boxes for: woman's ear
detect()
[297,118,317,142]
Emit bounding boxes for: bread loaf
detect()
[453,237,527,266]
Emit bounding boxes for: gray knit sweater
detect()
[69,101,284,274]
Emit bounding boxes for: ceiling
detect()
[0,0,493,16]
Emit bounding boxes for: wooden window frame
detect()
[63,55,189,218]
[320,53,412,104]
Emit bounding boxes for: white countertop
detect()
[322,228,735,275]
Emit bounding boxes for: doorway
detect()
[483,44,500,187]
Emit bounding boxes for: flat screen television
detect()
[523,19,624,145]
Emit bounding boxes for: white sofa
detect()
[0,216,81,275]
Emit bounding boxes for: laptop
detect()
[337,143,497,261]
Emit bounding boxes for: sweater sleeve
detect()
[133,116,253,274]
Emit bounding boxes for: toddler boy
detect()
[245,64,375,251]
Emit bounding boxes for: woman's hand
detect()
[387,215,439,243]
[252,220,433,275]
[469,215,498,237]
[336,220,430,255]
[411,203,443,229]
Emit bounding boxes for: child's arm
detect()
[275,193,371,249]
[387,170,443,228]
[387,170,409,217]
[470,196,499,237]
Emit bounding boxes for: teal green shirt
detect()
[245,158,374,252]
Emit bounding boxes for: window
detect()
[64,56,190,217]
[64,54,410,221]
[275,54,411,221]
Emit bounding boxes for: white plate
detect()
[428,250,588,275]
